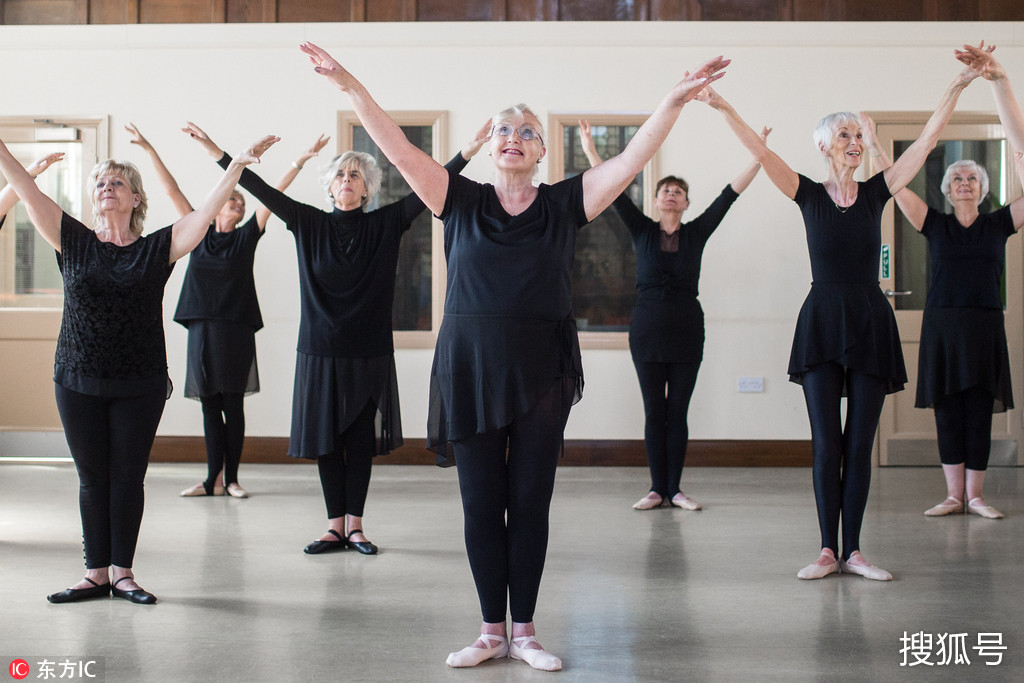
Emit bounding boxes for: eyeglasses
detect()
[490,123,544,145]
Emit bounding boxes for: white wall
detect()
[1,21,1021,442]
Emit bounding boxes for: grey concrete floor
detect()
[0,462,1022,682]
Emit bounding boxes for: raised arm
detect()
[0,140,63,250]
[257,133,331,230]
[698,85,799,199]
[581,56,728,220]
[578,120,604,168]
[169,135,279,263]
[956,43,1024,155]
[861,112,927,231]
[301,42,449,215]
[729,127,771,194]
[0,152,64,223]
[1011,152,1024,232]
[126,123,193,218]
[883,61,982,195]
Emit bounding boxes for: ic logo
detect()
[8,660,30,680]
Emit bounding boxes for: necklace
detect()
[833,201,851,214]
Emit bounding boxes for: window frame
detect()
[547,112,656,350]
[0,115,107,309]
[337,110,449,349]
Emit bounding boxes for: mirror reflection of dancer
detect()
[0,131,277,605]
[579,120,767,512]
[299,40,728,669]
[703,53,984,581]
[863,44,1024,520]
[188,120,486,557]
[124,123,328,500]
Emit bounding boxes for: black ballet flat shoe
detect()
[346,530,378,555]
[111,576,157,605]
[303,528,348,555]
[47,577,110,604]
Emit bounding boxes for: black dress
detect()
[615,187,739,364]
[427,172,588,465]
[915,205,1015,412]
[224,153,469,460]
[788,173,906,393]
[173,215,264,399]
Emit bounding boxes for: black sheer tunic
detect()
[54,213,174,397]
[427,172,588,465]
[788,173,905,393]
[615,186,738,364]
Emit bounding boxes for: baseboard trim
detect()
[150,437,812,467]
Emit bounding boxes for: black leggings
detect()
[200,392,245,490]
[316,400,376,519]
[801,362,887,561]
[452,378,573,624]
[633,359,700,498]
[54,384,166,569]
[934,386,994,471]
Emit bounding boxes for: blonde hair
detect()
[320,151,382,208]
[89,159,148,236]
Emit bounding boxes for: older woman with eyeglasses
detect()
[299,41,727,669]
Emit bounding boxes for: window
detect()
[338,111,448,347]
[0,117,106,308]
[547,114,653,347]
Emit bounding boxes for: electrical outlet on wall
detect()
[737,376,764,393]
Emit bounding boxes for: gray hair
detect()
[491,103,545,178]
[939,160,989,207]
[813,111,860,157]
[320,151,382,208]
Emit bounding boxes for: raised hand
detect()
[300,42,360,92]
[670,56,730,106]
[296,134,330,168]
[760,126,772,143]
[235,135,281,167]
[461,119,493,160]
[955,42,1004,81]
[124,123,155,153]
[182,121,224,158]
[25,152,65,179]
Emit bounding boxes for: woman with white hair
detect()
[298,40,728,669]
[0,130,276,605]
[699,48,985,581]
[186,123,487,555]
[862,46,1024,520]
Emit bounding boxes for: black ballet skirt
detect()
[427,172,588,466]
[914,206,1016,412]
[788,174,906,394]
[916,308,1012,412]
[289,352,403,460]
[182,319,259,399]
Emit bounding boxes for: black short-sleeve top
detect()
[54,213,174,396]
[921,205,1015,309]
[224,153,469,358]
[173,214,264,331]
[428,172,588,448]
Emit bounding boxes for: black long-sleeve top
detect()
[219,152,468,358]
